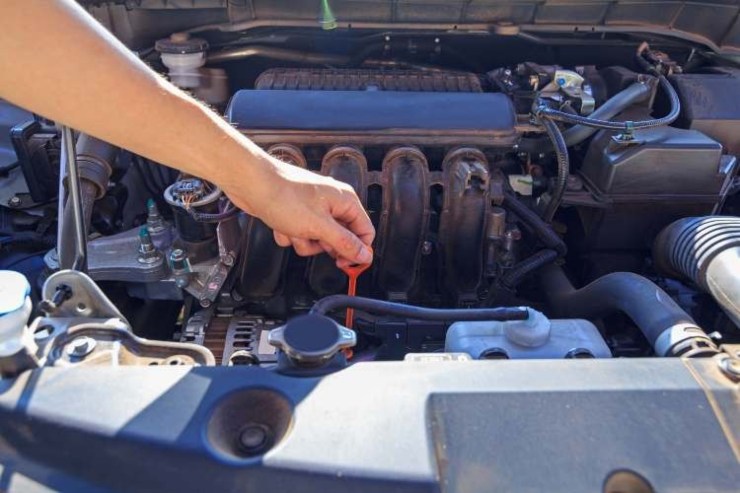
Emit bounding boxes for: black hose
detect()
[501,249,558,289]
[502,191,566,256]
[540,264,717,357]
[310,295,529,322]
[189,206,240,223]
[538,117,569,222]
[535,75,679,132]
[518,82,652,153]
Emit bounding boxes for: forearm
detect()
[0,1,271,198]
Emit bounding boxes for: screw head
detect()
[7,196,21,208]
[65,336,96,358]
[719,356,740,380]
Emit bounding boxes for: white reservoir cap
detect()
[0,270,30,316]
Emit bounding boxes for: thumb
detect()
[321,219,373,265]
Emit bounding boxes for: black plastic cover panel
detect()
[226,90,516,138]
[672,70,740,156]
[255,68,483,92]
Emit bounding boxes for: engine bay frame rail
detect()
[0,358,737,492]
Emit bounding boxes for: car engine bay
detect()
[0,2,739,491]
[2,8,740,372]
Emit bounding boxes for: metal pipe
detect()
[60,126,87,271]
[208,45,352,65]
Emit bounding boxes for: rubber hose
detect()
[518,82,652,153]
[653,216,740,328]
[502,191,567,256]
[540,264,717,357]
[501,249,558,289]
[538,117,569,222]
[310,295,529,322]
[536,75,679,131]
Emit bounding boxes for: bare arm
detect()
[0,0,373,266]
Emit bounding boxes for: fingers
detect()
[273,231,291,247]
[274,231,325,257]
[320,217,373,265]
[290,237,324,257]
[330,192,376,248]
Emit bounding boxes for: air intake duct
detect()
[654,216,740,328]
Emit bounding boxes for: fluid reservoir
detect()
[0,270,36,375]
[445,309,611,359]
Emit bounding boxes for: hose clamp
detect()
[654,323,718,357]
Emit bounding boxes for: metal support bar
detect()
[60,126,87,271]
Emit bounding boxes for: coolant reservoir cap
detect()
[155,33,208,54]
[0,271,30,316]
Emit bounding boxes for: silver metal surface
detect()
[42,270,129,325]
[59,127,87,271]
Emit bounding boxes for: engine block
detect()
[227,87,520,305]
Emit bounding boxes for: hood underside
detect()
[84,0,740,54]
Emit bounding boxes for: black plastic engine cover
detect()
[226,90,517,146]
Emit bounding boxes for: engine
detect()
[4,33,740,371]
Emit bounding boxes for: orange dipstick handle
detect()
[340,251,372,330]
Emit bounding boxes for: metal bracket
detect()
[42,270,129,326]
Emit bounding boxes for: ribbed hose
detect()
[535,75,679,131]
[654,216,740,328]
[310,295,529,322]
[518,82,653,153]
[502,191,567,256]
[540,264,717,357]
[538,117,570,222]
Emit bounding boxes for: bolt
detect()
[170,249,189,271]
[138,226,161,264]
[238,424,270,454]
[146,199,166,233]
[719,356,740,380]
[39,284,72,313]
[199,298,212,308]
[7,196,21,208]
[421,241,433,255]
[65,336,96,359]
[221,253,235,267]
[138,227,155,254]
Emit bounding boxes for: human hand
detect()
[221,157,375,267]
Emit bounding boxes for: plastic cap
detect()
[0,271,30,316]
